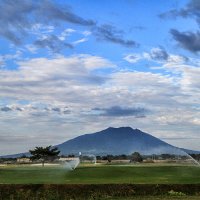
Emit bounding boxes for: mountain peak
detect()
[3,126,200,158]
[106,126,134,131]
[57,126,176,155]
[105,126,142,133]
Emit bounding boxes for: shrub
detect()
[168,190,186,196]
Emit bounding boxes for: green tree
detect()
[29,146,60,167]
[107,155,112,163]
[130,152,143,163]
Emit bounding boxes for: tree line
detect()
[1,145,200,166]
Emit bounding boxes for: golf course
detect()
[0,164,200,184]
[0,163,200,199]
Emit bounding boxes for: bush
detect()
[168,190,186,196]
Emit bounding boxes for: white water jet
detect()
[80,154,96,164]
[139,146,200,166]
[181,150,200,166]
[64,157,80,170]
[169,147,200,166]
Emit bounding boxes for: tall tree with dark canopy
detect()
[130,152,143,163]
[29,146,60,167]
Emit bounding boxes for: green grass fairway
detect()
[0,164,200,184]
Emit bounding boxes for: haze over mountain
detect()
[1,127,199,158]
[56,127,199,156]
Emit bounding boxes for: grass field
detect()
[0,164,200,184]
[1,165,200,199]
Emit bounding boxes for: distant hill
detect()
[0,152,30,159]
[1,127,200,158]
[180,148,200,155]
[56,127,199,156]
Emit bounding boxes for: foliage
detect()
[0,184,199,200]
[29,145,60,166]
[20,154,28,158]
[0,157,16,164]
[190,154,200,161]
[168,190,186,196]
[99,154,128,161]
[130,152,143,163]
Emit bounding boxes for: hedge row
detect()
[0,184,200,200]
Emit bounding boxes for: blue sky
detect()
[0,0,200,155]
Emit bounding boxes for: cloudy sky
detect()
[0,0,200,155]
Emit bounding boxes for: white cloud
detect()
[32,24,54,33]
[167,54,187,64]
[0,54,115,103]
[110,71,173,90]
[124,47,188,65]
[181,66,200,92]
[25,44,38,53]
[0,51,22,67]
[124,54,142,63]
[73,38,88,45]
[58,28,76,41]
[192,118,200,125]
[1,54,200,154]
[82,30,91,36]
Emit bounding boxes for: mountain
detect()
[180,148,200,155]
[56,127,197,156]
[1,127,200,158]
[0,152,30,159]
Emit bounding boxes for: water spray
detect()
[170,147,200,166]
[64,157,80,170]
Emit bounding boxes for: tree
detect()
[107,155,112,163]
[20,154,27,158]
[130,152,143,163]
[29,146,60,167]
